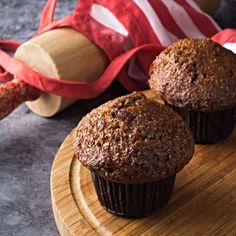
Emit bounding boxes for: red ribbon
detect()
[212,28,236,45]
[0,40,21,82]
[0,0,235,99]
[0,0,157,99]
[0,43,164,99]
[0,0,156,98]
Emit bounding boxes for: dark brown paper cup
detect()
[172,107,235,144]
[91,171,176,218]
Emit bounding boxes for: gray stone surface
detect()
[0,0,235,236]
[0,83,125,236]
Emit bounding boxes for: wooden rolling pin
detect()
[0,0,221,120]
[0,27,108,119]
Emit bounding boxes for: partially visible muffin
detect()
[74,92,194,217]
[149,38,236,143]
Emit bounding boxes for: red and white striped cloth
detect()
[0,0,235,99]
[73,0,221,91]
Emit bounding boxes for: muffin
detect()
[149,38,236,144]
[73,92,194,217]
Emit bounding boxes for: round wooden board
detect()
[51,128,236,236]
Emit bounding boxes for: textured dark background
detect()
[0,0,235,236]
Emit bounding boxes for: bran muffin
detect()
[73,92,194,217]
[149,38,236,144]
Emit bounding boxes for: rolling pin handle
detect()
[0,79,40,120]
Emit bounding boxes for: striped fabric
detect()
[72,0,221,90]
[77,0,220,46]
[3,0,236,99]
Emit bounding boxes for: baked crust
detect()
[149,38,236,112]
[73,92,194,184]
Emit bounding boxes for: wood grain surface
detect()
[51,91,236,236]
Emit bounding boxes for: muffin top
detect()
[73,92,194,184]
[149,38,236,112]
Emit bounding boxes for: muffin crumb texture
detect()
[149,38,236,111]
[73,92,194,184]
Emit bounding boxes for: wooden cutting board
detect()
[51,91,236,236]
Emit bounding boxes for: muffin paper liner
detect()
[173,107,235,144]
[91,172,176,218]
